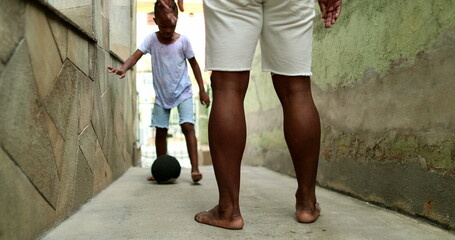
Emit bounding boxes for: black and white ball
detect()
[151,155,181,183]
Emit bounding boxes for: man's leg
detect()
[180,122,202,182]
[272,74,321,223]
[194,71,249,230]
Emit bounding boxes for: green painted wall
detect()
[244,0,455,229]
[312,0,455,89]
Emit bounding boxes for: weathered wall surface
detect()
[0,0,138,239]
[244,0,455,229]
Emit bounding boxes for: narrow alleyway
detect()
[41,166,454,240]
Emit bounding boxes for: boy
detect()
[108,1,210,183]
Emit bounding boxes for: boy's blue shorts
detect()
[151,97,195,129]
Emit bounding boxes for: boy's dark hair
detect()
[154,1,178,17]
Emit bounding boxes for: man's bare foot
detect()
[194,205,244,230]
[296,202,321,223]
[191,172,203,183]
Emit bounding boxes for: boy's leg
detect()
[148,104,171,180]
[178,97,202,182]
[155,127,168,156]
[180,122,202,182]
[152,103,171,156]
[147,127,167,181]
[272,74,321,223]
[194,71,249,230]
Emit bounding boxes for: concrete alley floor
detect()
[41,166,455,240]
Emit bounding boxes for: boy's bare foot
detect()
[191,172,203,183]
[296,202,321,223]
[194,205,244,230]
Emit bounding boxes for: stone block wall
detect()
[0,0,137,239]
[243,0,455,229]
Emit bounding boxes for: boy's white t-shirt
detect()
[138,33,195,109]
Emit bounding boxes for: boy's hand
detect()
[200,91,211,108]
[107,66,126,79]
[318,0,342,28]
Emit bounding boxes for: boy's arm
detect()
[188,57,210,107]
[107,50,144,79]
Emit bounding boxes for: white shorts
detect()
[204,0,315,76]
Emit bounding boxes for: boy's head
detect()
[154,0,178,39]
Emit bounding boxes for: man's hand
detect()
[160,0,184,12]
[318,0,342,28]
[107,66,126,79]
[199,91,211,108]
[154,1,177,26]
[158,0,184,22]
[155,0,185,27]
